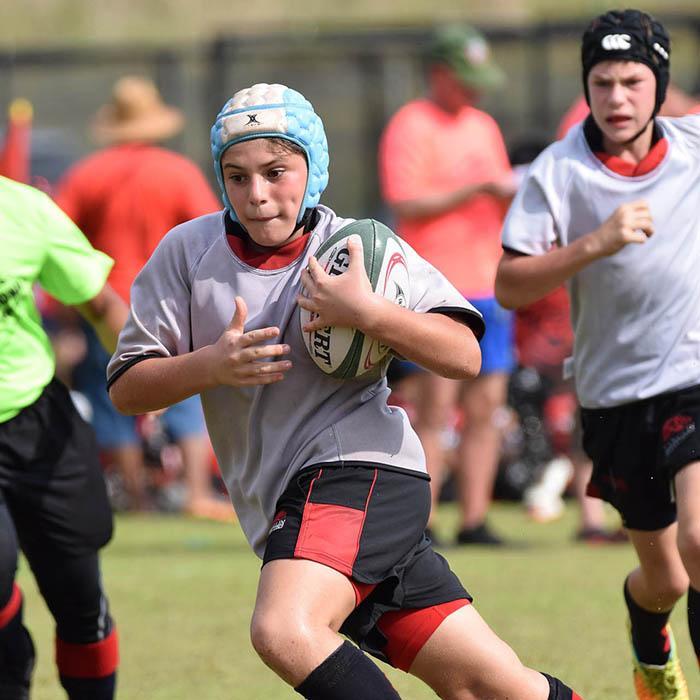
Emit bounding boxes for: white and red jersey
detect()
[108,205,483,556]
[502,115,700,409]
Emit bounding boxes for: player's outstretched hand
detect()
[592,200,654,256]
[207,296,292,386]
[298,235,376,332]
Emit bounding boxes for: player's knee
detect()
[643,570,689,607]
[677,523,700,577]
[250,610,313,667]
[433,672,520,700]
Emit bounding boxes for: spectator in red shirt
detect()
[56,76,232,521]
[379,26,517,545]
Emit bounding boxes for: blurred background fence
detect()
[2,16,699,218]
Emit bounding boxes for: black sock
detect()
[688,586,700,664]
[624,577,672,665]
[295,641,401,699]
[541,672,582,699]
[60,675,116,700]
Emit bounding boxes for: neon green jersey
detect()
[0,176,113,422]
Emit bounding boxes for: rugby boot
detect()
[628,621,689,700]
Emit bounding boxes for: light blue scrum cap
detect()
[210,83,330,224]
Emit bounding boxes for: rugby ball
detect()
[300,219,410,379]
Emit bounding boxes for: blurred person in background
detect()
[379,25,518,546]
[0,172,126,699]
[56,76,232,520]
[497,9,700,698]
[510,139,626,544]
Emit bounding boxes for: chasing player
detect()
[496,9,699,699]
[108,83,583,699]
[0,175,125,698]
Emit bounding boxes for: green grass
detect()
[18,503,699,699]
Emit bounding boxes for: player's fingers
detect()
[307,256,325,279]
[300,267,316,293]
[347,235,365,270]
[629,229,651,244]
[238,326,281,347]
[242,361,292,379]
[227,296,248,333]
[637,220,654,237]
[239,343,291,361]
[302,317,330,333]
[297,295,318,313]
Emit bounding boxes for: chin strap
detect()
[622,116,656,146]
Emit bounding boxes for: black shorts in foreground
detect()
[263,463,471,665]
[0,378,113,557]
[581,384,700,531]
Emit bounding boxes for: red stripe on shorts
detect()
[350,581,377,607]
[377,598,470,671]
[294,469,378,577]
[55,628,119,678]
[0,583,21,628]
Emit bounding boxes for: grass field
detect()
[18,502,699,699]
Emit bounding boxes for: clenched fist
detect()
[591,200,654,257]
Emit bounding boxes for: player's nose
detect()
[248,175,268,204]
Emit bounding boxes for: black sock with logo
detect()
[624,578,672,665]
[295,641,401,699]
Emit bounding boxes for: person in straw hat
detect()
[56,75,232,522]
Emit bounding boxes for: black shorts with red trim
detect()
[263,463,471,669]
[581,384,700,531]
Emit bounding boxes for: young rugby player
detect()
[0,175,125,699]
[496,9,700,699]
[108,83,583,699]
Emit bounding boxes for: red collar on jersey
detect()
[584,115,668,177]
[594,138,668,176]
[225,210,317,270]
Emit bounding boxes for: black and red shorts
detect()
[263,463,471,671]
[581,384,700,531]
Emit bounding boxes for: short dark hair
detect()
[266,137,306,159]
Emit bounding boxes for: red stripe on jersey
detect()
[595,137,668,177]
[227,230,310,269]
[0,584,21,628]
[55,628,119,678]
[377,598,470,671]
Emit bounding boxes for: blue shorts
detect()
[385,297,514,382]
[73,326,206,449]
[469,297,514,375]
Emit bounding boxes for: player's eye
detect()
[228,173,247,184]
[267,168,284,180]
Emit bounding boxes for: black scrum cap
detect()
[581,9,670,116]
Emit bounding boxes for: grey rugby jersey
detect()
[502,115,700,409]
[108,205,483,556]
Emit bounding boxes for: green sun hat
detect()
[428,25,505,91]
